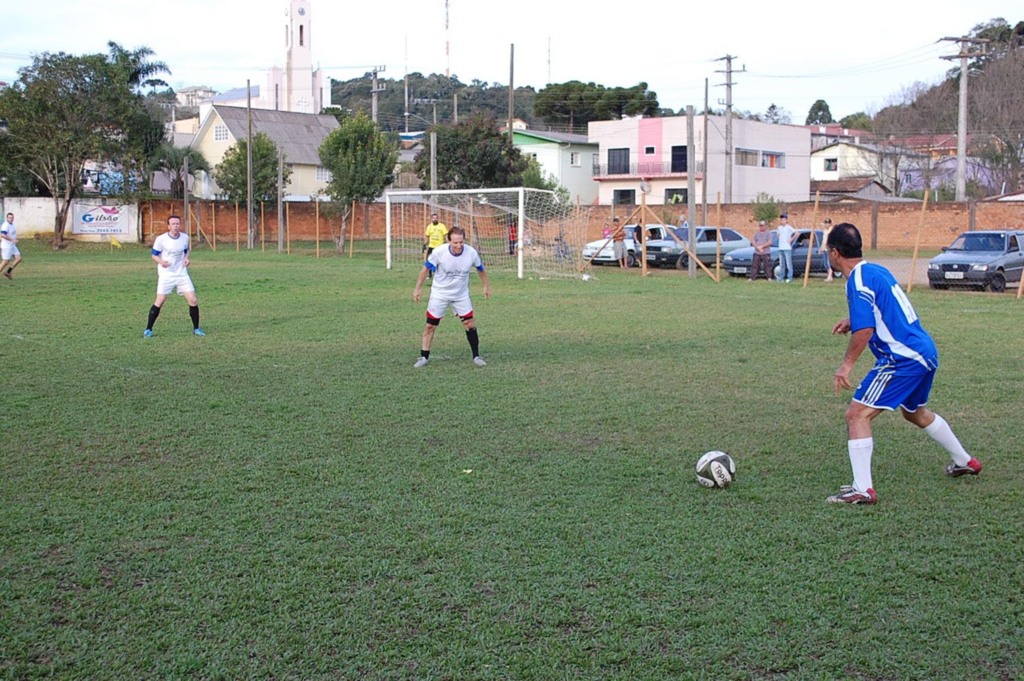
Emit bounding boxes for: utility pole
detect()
[370,66,386,124]
[246,79,254,250]
[714,55,744,204]
[508,44,515,141]
[941,37,987,202]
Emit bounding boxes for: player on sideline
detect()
[1,212,23,280]
[412,226,491,368]
[143,215,205,338]
[422,212,449,279]
[825,222,980,505]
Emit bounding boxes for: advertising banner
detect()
[72,204,133,235]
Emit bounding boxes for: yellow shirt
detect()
[425,221,448,248]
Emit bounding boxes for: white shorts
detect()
[1,241,19,260]
[427,294,472,320]
[156,272,196,296]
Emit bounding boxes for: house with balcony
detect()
[190,105,339,200]
[511,129,599,205]
[588,115,810,207]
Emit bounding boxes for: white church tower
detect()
[261,0,323,113]
[283,0,323,113]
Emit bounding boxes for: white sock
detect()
[848,437,874,492]
[923,414,971,466]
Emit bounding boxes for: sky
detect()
[1,0,1019,124]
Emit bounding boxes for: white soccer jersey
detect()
[1,220,16,242]
[426,243,484,299]
[152,232,190,276]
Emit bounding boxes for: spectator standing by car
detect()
[819,218,835,282]
[611,217,628,268]
[776,213,797,282]
[750,220,773,281]
[825,222,981,505]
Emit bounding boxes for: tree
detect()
[0,51,155,247]
[318,112,398,245]
[969,48,1024,194]
[763,104,792,125]
[595,83,659,120]
[805,100,834,125]
[213,132,291,203]
[106,41,170,92]
[522,157,570,205]
[839,112,872,130]
[751,192,780,224]
[413,114,528,189]
[148,143,211,199]
[534,81,599,132]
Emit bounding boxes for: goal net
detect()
[384,187,592,279]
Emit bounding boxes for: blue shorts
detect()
[854,364,935,412]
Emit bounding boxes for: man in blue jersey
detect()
[825,223,980,505]
[412,226,491,368]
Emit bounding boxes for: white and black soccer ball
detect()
[695,451,736,488]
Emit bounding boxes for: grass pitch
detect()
[1,241,1022,680]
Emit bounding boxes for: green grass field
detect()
[2,240,1022,680]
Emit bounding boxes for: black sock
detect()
[466,328,480,357]
[189,305,200,329]
[420,350,430,359]
[146,305,161,330]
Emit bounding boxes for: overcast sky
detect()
[1,1,1018,123]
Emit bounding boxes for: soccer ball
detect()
[695,451,736,488]
[581,273,592,282]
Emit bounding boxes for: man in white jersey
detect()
[143,215,205,338]
[1,213,23,280]
[411,226,491,368]
[825,222,980,505]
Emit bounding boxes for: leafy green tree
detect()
[751,192,780,224]
[213,132,291,203]
[534,81,598,132]
[839,111,872,129]
[594,83,659,120]
[0,51,155,247]
[318,112,397,204]
[106,41,170,92]
[413,114,528,189]
[148,143,211,199]
[805,99,834,125]
[318,112,398,245]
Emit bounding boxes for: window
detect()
[670,146,688,173]
[608,148,630,174]
[570,152,581,167]
[721,229,743,242]
[316,166,332,182]
[214,125,229,142]
[824,157,838,172]
[299,25,304,47]
[1009,235,1019,253]
[762,152,785,169]
[644,146,655,154]
[665,188,687,204]
[613,189,636,205]
[736,148,758,166]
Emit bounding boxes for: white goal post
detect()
[384,187,592,279]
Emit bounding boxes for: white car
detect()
[581,224,671,267]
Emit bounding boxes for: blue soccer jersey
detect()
[847,261,937,372]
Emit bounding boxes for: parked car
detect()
[723,230,829,277]
[581,224,671,267]
[644,226,751,269]
[927,230,1024,292]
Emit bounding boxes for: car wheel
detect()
[626,252,637,268]
[675,254,689,270]
[988,272,1006,293]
